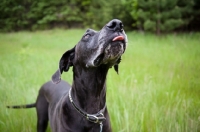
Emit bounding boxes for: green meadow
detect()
[0,30,200,132]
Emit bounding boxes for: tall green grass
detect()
[0,30,200,132]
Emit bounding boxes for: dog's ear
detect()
[114,57,121,74]
[52,46,76,84]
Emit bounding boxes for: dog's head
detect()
[52,19,128,83]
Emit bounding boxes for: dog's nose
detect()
[107,19,123,32]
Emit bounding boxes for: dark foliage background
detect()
[0,0,200,34]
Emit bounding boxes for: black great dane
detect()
[7,19,128,132]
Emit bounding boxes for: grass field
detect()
[0,29,200,132]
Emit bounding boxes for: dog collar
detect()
[68,88,106,124]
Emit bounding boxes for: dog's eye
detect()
[83,33,91,39]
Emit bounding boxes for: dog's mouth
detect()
[93,35,125,66]
[112,36,125,41]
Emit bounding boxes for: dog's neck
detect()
[71,64,110,114]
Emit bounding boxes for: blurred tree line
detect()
[0,0,200,34]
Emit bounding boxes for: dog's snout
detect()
[107,19,123,32]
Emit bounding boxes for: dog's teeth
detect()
[112,36,124,41]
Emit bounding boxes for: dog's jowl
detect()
[7,19,128,132]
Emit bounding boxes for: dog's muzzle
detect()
[86,19,128,67]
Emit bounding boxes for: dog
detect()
[7,19,128,132]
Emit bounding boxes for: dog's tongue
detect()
[112,36,124,41]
